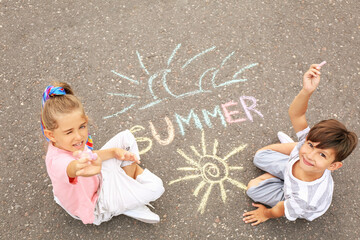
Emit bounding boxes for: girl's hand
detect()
[242,203,270,226]
[114,148,140,164]
[302,64,321,94]
[72,151,102,177]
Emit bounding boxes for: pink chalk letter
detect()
[239,96,264,122]
[221,100,246,124]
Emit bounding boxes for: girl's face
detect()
[49,109,88,152]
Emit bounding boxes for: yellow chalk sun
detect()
[169,130,247,214]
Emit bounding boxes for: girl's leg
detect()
[101,130,141,178]
[122,163,144,179]
[100,130,164,207]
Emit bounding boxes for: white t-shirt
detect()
[283,127,334,221]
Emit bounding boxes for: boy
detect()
[243,64,358,226]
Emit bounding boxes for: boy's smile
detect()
[296,140,337,180]
[48,109,89,152]
[302,156,314,167]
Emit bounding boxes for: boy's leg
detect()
[246,173,284,207]
[253,146,294,179]
[247,173,277,190]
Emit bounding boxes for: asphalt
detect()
[1,0,360,239]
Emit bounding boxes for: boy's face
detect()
[48,109,89,152]
[298,140,339,175]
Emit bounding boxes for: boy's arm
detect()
[289,64,322,133]
[257,142,297,156]
[243,201,285,226]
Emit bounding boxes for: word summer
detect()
[130,96,264,154]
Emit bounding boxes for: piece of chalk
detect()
[318,61,326,67]
[80,149,98,160]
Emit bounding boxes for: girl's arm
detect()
[93,148,116,162]
[94,148,140,164]
[66,148,141,178]
[66,155,102,178]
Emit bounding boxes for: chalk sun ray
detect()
[213,139,218,156]
[111,70,140,85]
[190,146,202,159]
[177,167,199,171]
[177,149,201,168]
[198,183,214,214]
[107,93,140,98]
[201,130,207,156]
[182,46,216,69]
[136,50,150,76]
[167,43,182,66]
[223,144,248,162]
[194,181,207,197]
[219,182,227,203]
[169,174,202,185]
[229,166,243,170]
[103,104,136,119]
[226,177,247,190]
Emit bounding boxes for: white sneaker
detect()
[123,205,160,224]
[277,131,294,143]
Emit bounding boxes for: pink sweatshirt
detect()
[45,143,99,224]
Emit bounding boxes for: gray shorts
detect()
[246,149,289,207]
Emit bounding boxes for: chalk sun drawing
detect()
[104,44,258,119]
[169,130,247,214]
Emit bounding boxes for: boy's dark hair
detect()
[307,119,358,162]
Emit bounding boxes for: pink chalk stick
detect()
[318,61,326,67]
[80,148,98,160]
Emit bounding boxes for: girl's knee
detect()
[154,183,165,199]
[145,174,165,200]
[149,175,165,199]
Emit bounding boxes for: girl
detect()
[41,82,165,225]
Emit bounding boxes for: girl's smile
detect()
[47,109,89,152]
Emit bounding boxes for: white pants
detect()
[93,130,165,225]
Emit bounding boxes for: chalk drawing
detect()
[169,130,247,214]
[149,116,175,146]
[128,96,264,153]
[130,125,152,155]
[104,44,259,119]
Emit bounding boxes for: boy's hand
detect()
[72,151,102,177]
[114,148,140,164]
[302,64,322,94]
[243,203,270,226]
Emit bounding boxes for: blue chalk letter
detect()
[202,105,227,128]
[175,109,203,136]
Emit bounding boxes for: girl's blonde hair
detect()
[41,82,85,131]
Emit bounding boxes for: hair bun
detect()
[53,82,74,95]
